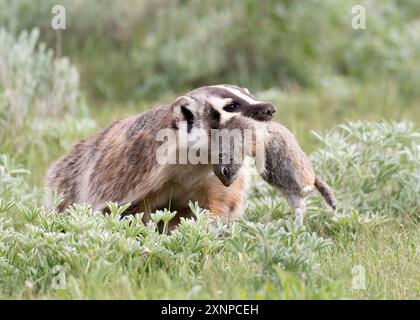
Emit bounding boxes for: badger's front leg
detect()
[201,168,251,223]
[161,169,250,232]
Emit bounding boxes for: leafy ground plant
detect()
[0,121,418,299]
[310,120,420,227]
[0,196,332,299]
[0,28,96,185]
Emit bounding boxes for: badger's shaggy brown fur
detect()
[46,85,275,228]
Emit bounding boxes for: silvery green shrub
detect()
[0,120,418,297]
[0,28,91,152]
[0,154,32,204]
[310,120,420,222]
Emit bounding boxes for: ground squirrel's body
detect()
[46,85,275,227]
[214,121,337,225]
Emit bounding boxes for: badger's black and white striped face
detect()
[187,84,276,123]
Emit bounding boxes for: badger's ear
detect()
[172,95,200,129]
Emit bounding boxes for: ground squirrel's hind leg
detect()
[284,193,306,226]
[314,176,337,211]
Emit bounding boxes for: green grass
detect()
[319,223,419,299]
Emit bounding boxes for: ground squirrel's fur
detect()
[213,121,337,225]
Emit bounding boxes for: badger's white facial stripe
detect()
[212,85,263,105]
[207,96,238,123]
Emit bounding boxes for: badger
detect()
[213,120,337,226]
[45,84,276,229]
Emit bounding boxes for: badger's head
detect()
[171,84,275,132]
[170,85,270,185]
[187,84,276,122]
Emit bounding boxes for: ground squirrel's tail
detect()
[315,176,337,211]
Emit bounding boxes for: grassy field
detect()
[0,1,419,299]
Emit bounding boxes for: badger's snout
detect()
[262,103,276,116]
[246,103,276,121]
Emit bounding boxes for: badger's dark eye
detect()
[223,102,240,112]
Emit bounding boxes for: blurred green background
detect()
[2,0,419,102]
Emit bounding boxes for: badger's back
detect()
[45,139,92,211]
[45,105,173,212]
